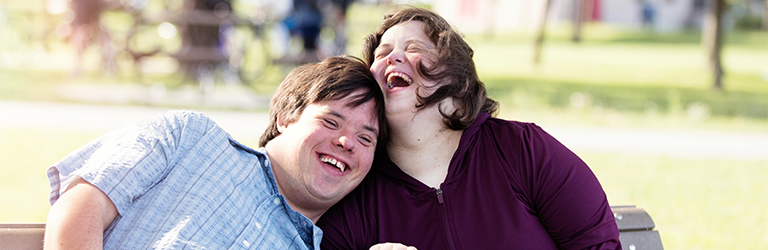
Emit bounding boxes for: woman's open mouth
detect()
[386,72,413,89]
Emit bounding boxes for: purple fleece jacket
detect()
[318,112,620,250]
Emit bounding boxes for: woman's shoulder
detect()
[478,115,546,138]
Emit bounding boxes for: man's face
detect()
[268,91,379,210]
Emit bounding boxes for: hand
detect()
[369,242,418,250]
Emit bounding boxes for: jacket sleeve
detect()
[521,124,621,250]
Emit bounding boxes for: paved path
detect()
[0,100,269,139]
[545,125,768,161]
[2,100,767,161]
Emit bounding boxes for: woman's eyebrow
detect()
[374,43,392,53]
[406,38,434,48]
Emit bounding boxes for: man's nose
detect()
[336,134,355,153]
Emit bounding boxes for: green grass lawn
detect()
[584,152,768,249]
[0,127,262,223]
[0,128,103,223]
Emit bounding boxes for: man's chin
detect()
[308,186,346,204]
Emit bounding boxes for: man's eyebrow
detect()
[330,110,346,120]
[363,125,379,137]
[330,110,379,136]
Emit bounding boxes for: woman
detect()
[318,7,620,250]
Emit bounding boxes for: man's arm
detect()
[44,176,118,250]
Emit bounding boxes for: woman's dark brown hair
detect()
[363,6,498,130]
[259,56,387,149]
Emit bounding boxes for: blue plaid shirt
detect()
[47,110,322,249]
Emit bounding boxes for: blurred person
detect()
[318,7,621,249]
[684,0,707,30]
[639,0,657,31]
[44,56,386,249]
[280,0,324,63]
[322,0,354,56]
[67,0,116,76]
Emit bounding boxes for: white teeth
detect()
[386,72,413,89]
[320,157,346,173]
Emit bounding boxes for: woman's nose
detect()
[386,51,404,65]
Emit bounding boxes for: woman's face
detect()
[370,21,438,117]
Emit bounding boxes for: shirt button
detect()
[255,222,262,229]
[273,198,280,205]
[242,240,250,247]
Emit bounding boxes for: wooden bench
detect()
[612,205,664,250]
[0,223,44,250]
[0,206,662,250]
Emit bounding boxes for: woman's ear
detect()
[462,79,471,93]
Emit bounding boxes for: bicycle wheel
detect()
[228,23,272,85]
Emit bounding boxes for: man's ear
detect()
[276,114,288,133]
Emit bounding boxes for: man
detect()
[43,56,385,249]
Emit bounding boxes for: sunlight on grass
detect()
[472,39,767,92]
[0,128,102,222]
[583,152,768,249]
[0,127,262,222]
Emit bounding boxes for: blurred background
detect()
[1,0,766,249]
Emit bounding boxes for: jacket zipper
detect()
[436,188,444,204]
[435,187,456,250]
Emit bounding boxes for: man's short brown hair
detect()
[259,56,387,149]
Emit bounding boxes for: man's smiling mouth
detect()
[320,156,346,172]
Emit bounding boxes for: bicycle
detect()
[123,0,275,89]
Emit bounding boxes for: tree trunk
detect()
[764,0,768,31]
[533,0,553,65]
[702,0,725,90]
[572,0,583,42]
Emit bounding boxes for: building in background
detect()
[432,0,766,34]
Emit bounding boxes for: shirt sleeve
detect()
[520,124,620,250]
[46,110,216,215]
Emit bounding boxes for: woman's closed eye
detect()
[374,50,389,59]
[406,44,422,53]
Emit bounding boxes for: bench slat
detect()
[619,230,663,250]
[612,206,656,231]
[0,223,45,250]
